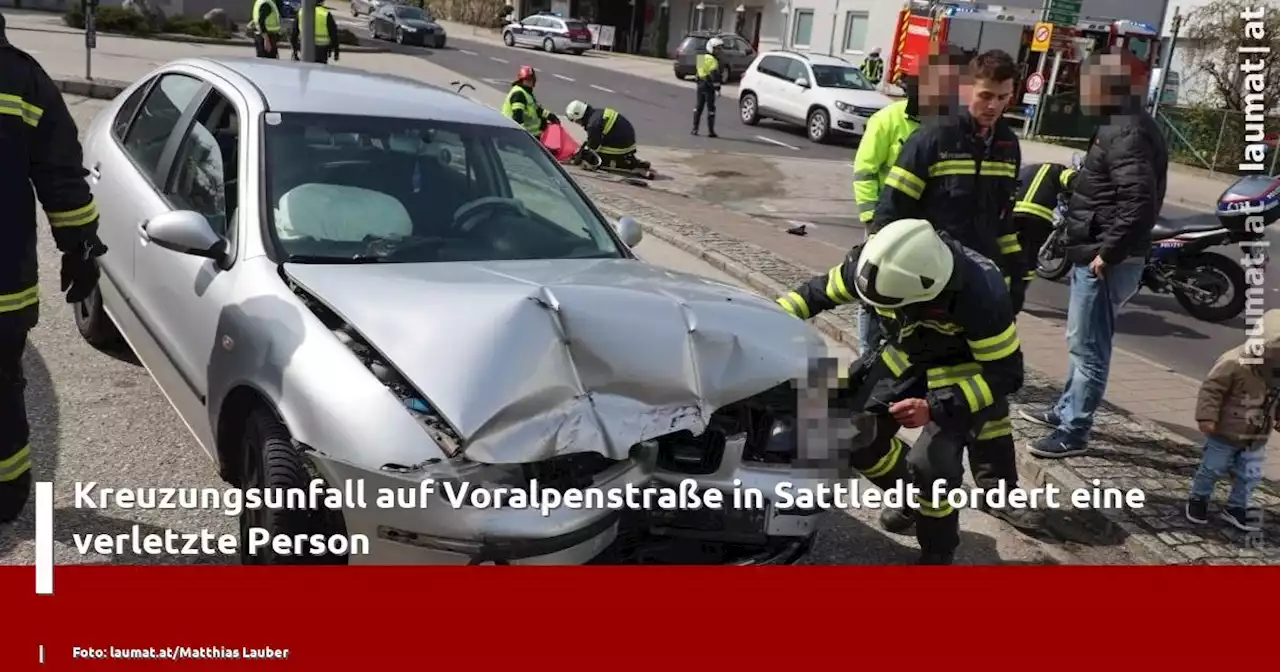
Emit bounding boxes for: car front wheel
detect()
[543,37,555,52]
[807,108,831,143]
[238,407,348,566]
[503,31,515,46]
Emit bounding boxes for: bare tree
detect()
[1180,0,1280,111]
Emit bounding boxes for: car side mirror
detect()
[795,77,810,88]
[144,210,228,264]
[616,216,644,248]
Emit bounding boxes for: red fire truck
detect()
[887,1,1161,89]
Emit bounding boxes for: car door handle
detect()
[137,219,150,242]
[88,163,101,180]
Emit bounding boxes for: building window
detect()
[842,11,869,53]
[791,9,814,48]
[689,4,725,33]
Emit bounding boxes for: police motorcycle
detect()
[1035,155,1280,323]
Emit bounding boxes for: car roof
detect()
[172,57,515,127]
[758,51,852,67]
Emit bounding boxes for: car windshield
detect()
[263,113,624,263]
[394,6,426,19]
[811,65,873,90]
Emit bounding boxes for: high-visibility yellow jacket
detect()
[852,100,919,224]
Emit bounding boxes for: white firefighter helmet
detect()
[565,100,589,123]
[706,36,725,52]
[854,218,954,308]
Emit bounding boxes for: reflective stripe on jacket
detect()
[586,107,636,155]
[1014,162,1074,223]
[862,56,883,83]
[253,0,282,34]
[852,100,919,224]
[0,43,101,331]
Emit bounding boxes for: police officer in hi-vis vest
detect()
[251,0,283,58]
[289,0,340,63]
[691,37,725,137]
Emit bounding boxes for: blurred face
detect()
[919,64,960,114]
[1081,55,1133,113]
[964,76,1014,128]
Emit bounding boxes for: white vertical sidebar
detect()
[35,481,53,595]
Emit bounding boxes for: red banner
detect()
[4,566,1276,668]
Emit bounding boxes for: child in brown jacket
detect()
[1186,310,1280,532]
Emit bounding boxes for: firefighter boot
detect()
[0,471,31,524]
[914,512,960,565]
[879,506,916,535]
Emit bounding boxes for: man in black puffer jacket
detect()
[1022,48,1168,459]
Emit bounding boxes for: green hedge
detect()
[63,7,232,39]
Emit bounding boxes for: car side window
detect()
[122,73,205,184]
[166,90,239,236]
[111,79,153,142]
[784,59,809,82]
[758,56,787,79]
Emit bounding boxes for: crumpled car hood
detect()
[283,259,826,464]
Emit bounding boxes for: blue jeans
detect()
[1189,436,1266,509]
[1051,259,1145,443]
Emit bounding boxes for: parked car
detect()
[351,0,401,17]
[76,56,834,565]
[501,12,593,54]
[738,51,892,143]
[673,32,755,82]
[369,4,446,47]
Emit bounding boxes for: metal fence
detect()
[1157,105,1280,177]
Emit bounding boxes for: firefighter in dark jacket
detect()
[0,18,108,522]
[563,99,647,171]
[289,0,340,64]
[1013,162,1077,283]
[870,50,1043,535]
[774,218,1025,565]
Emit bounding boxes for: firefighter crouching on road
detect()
[289,0,340,64]
[0,17,108,522]
[774,218,1025,565]
[503,66,557,136]
[1013,162,1077,283]
[691,37,725,137]
[564,100,646,171]
[851,45,967,352]
[252,0,284,59]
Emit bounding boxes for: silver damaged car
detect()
[75,57,837,565]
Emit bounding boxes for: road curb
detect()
[54,77,128,100]
[590,187,1238,564]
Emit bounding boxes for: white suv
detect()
[738,51,893,143]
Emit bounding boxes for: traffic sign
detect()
[1026,72,1045,94]
[1031,22,1053,52]
[1047,0,1081,26]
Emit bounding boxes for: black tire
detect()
[1034,230,1071,281]
[503,31,515,46]
[739,92,760,125]
[542,37,555,52]
[807,107,830,143]
[73,284,121,349]
[238,408,347,565]
[1172,252,1247,323]
[674,72,687,81]
[570,49,584,55]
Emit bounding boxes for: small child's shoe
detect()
[1185,497,1209,524]
[1220,506,1262,532]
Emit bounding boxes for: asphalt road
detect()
[788,202,1279,380]
[337,20,859,159]
[0,94,1134,566]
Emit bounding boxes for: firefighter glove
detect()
[61,239,108,304]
